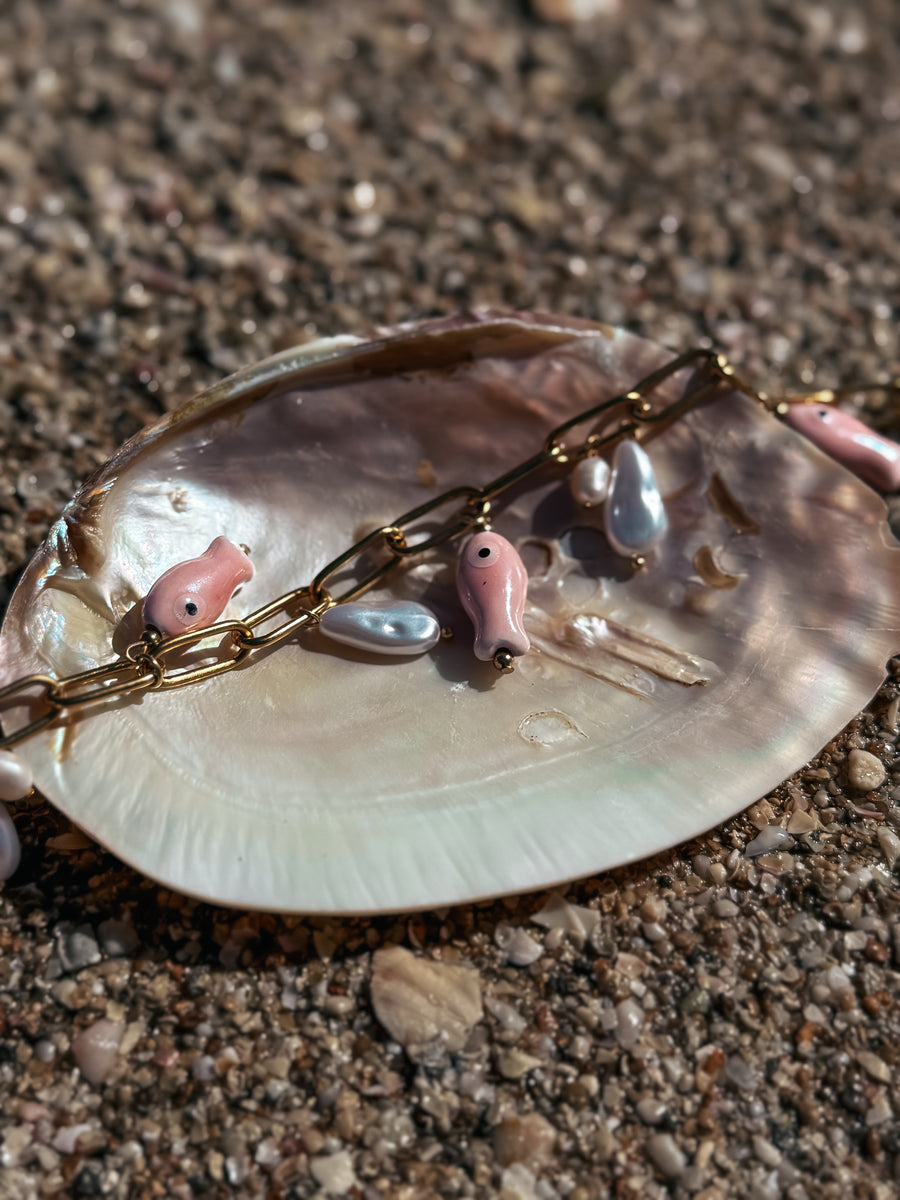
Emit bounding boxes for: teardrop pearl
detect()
[0,749,33,802]
[604,440,667,556]
[0,805,20,881]
[320,600,442,655]
[570,456,611,507]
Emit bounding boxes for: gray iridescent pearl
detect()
[570,456,611,507]
[320,600,442,656]
[0,804,20,881]
[604,440,667,556]
[0,749,33,801]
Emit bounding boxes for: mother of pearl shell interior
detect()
[1,314,898,912]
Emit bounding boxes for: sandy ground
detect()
[1,0,899,1196]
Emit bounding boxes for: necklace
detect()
[1,314,898,912]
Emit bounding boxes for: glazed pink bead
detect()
[142,537,253,635]
[456,532,530,661]
[784,404,900,492]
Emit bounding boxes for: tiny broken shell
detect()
[1,313,899,913]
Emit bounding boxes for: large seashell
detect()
[1,313,899,913]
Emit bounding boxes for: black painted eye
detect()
[817,408,828,419]
[466,536,501,568]
[174,593,205,626]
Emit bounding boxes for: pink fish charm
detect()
[456,531,530,664]
[784,404,900,492]
[142,537,253,635]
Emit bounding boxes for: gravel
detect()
[2,0,900,1196]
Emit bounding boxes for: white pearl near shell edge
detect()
[0,749,33,802]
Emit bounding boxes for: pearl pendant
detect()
[0,749,33,802]
[604,440,667,556]
[0,804,20,881]
[570,456,611,507]
[320,600,442,655]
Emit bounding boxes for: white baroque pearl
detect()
[604,440,667,556]
[0,749,33,801]
[0,804,20,881]
[320,600,442,656]
[570,456,610,507]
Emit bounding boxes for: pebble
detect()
[744,825,794,857]
[370,945,482,1054]
[97,918,139,957]
[615,997,644,1048]
[52,1123,95,1155]
[493,1113,557,1167]
[866,1095,892,1127]
[72,1019,125,1085]
[855,1051,892,1084]
[532,0,620,23]
[495,923,543,967]
[847,749,886,791]
[57,927,101,972]
[646,1132,687,1179]
[0,750,33,801]
[636,1097,667,1125]
[876,827,900,868]
[752,1136,781,1167]
[310,1150,357,1194]
[499,1164,539,1200]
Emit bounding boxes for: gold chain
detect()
[0,347,889,752]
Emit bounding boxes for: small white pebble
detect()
[847,749,886,791]
[707,862,727,885]
[615,997,644,1048]
[636,1097,667,1125]
[72,1019,124,1085]
[866,1094,892,1127]
[876,827,900,868]
[310,1150,357,1194]
[52,1123,94,1155]
[646,1132,686,1179]
[496,923,543,967]
[752,1136,781,1167]
[856,1051,892,1084]
[0,750,33,801]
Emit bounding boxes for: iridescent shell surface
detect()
[1,313,899,912]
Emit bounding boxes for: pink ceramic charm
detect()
[784,404,900,492]
[142,537,253,635]
[456,531,530,661]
